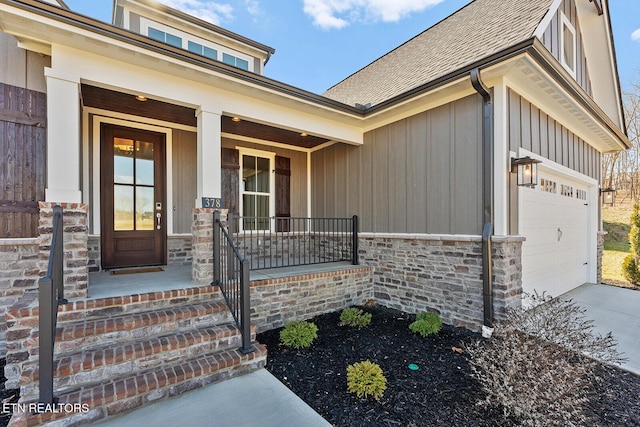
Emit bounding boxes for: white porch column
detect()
[44,68,81,203]
[195,105,222,207]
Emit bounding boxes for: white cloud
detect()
[632,28,640,42]
[302,0,445,30]
[244,0,261,17]
[159,0,234,25]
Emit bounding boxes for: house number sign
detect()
[201,197,223,208]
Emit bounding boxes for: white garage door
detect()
[520,171,591,299]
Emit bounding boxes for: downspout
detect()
[470,68,494,331]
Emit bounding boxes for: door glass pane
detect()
[136,141,155,185]
[136,187,154,230]
[243,155,256,192]
[113,138,134,184]
[256,157,270,192]
[114,185,134,231]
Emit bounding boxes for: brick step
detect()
[9,342,268,427]
[56,285,224,323]
[20,322,257,399]
[52,300,234,355]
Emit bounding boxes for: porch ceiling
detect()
[81,85,331,149]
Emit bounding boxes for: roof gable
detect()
[323,0,555,107]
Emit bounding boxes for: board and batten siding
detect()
[221,138,308,218]
[508,89,600,181]
[0,32,50,93]
[540,0,592,95]
[312,94,483,235]
[172,129,197,233]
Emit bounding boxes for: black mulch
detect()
[1,359,20,427]
[257,305,640,427]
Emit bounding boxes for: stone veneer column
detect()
[192,208,227,284]
[38,202,89,299]
[491,236,524,323]
[597,231,607,285]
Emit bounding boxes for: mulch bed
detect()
[0,359,20,427]
[257,305,640,427]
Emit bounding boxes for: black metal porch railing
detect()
[227,215,359,270]
[39,205,67,404]
[213,211,253,354]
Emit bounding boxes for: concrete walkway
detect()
[562,283,640,375]
[94,369,331,427]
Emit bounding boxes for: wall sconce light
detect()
[600,188,615,206]
[511,156,542,187]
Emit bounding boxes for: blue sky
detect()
[63,0,639,94]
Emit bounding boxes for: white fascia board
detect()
[574,0,624,129]
[501,54,626,153]
[533,0,564,39]
[52,44,362,145]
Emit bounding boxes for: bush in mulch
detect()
[258,305,640,427]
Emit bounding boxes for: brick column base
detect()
[192,208,227,285]
[597,231,607,285]
[39,202,89,299]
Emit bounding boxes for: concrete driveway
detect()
[562,283,640,375]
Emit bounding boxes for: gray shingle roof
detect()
[323,0,555,107]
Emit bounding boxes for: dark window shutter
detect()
[275,155,291,232]
[221,148,239,217]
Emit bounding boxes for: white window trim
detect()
[139,17,254,72]
[237,147,276,231]
[560,11,577,78]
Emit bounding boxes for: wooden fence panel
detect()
[0,82,46,238]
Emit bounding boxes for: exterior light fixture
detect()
[231,117,241,122]
[135,95,148,102]
[511,156,542,188]
[300,132,308,137]
[601,188,615,206]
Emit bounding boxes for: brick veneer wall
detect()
[0,239,39,357]
[88,235,100,272]
[39,202,89,299]
[597,231,607,284]
[168,235,192,266]
[359,233,524,331]
[250,266,373,332]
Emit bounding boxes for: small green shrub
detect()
[409,312,442,337]
[622,253,640,284]
[279,321,318,349]
[339,307,372,328]
[623,204,640,284]
[346,360,387,400]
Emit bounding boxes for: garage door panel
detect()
[520,172,591,299]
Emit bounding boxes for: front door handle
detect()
[156,212,162,229]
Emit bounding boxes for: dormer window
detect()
[560,12,576,77]
[140,17,254,72]
[148,27,181,48]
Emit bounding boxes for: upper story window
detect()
[560,12,576,77]
[140,17,254,72]
[222,53,249,71]
[188,41,217,60]
[148,27,182,48]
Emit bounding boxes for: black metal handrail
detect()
[39,205,67,404]
[213,211,252,354]
[228,215,359,270]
